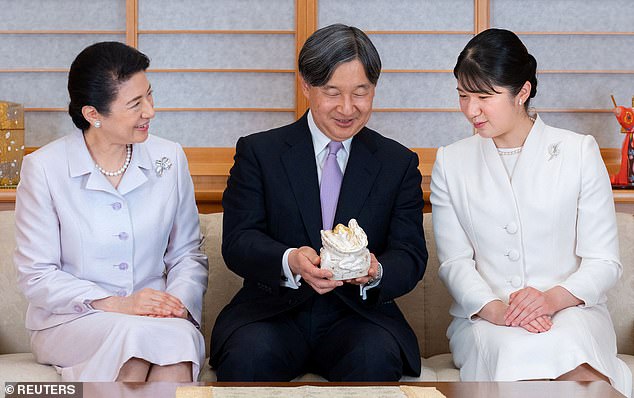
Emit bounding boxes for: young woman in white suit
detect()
[430,28,631,396]
[14,42,208,382]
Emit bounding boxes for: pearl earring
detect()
[519,99,523,106]
[94,120,101,128]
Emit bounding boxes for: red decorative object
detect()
[610,97,634,187]
[614,106,634,133]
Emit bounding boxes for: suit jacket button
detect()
[510,276,522,288]
[506,249,520,261]
[73,304,84,313]
[505,222,518,234]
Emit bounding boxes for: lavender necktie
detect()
[320,141,344,230]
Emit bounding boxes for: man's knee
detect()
[321,326,403,381]
[214,323,307,381]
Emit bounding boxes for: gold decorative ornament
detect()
[0,101,25,187]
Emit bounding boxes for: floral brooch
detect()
[548,142,561,161]
[155,156,172,177]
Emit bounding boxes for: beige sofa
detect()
[1,210,634,390]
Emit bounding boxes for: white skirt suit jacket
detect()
[14,131,208,380]
[430,116,631,395]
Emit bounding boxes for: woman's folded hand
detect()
[91,288,187,318]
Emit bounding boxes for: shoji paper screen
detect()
[0,0,126,146]
[137,0,296,146]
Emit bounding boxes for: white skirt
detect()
[448,305,632,397]
[30,312,205,381]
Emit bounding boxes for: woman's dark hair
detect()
[299,24,381,87]
[68,41,150,131]
[454,28,537,109]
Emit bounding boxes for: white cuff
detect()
[281,247,302,289]
[360,263,383,300]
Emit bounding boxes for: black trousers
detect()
[214,292,403,381]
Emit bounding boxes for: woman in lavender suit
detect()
[14,42,208,382]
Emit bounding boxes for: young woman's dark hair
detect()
[454,28,538,109]
[67,41,150,131]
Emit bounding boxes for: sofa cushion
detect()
[0,353,60,381]
[609,214,634,355]
[421,354,461,382]
[198,213,243,357]
[396,214,453,358]
[0,211,30,354]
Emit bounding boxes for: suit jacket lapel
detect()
[335,128,381,225]
[67,131,120,196]
[117,142,151,196]
[511,115,548,187]
[480,135,513,189]
[280,116,323,248]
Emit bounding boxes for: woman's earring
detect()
[519,99,523,106]
[94,120,101,128]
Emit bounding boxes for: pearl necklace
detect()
[95,144,132,177]
[496,115,535,156]
[497,147,522,156]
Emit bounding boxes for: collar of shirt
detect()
[307,110,352,183]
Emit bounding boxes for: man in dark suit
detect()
[210,23,428,382]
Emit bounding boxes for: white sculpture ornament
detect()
[320,219,371,280]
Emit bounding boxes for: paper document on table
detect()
[176,385,446,398]
[400,385,446,398]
